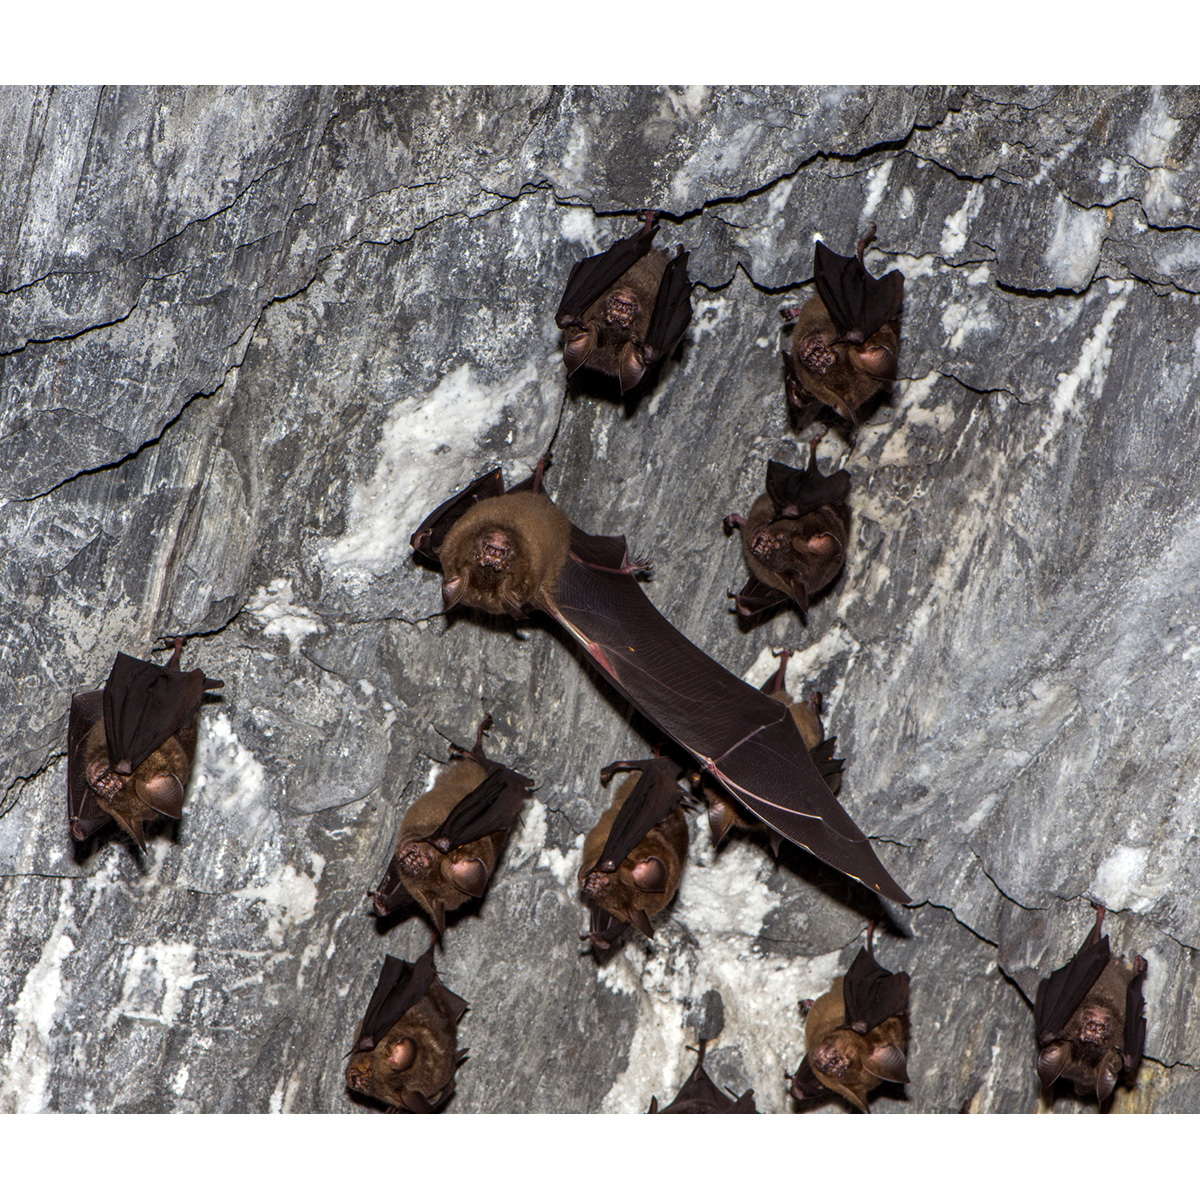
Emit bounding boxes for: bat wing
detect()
[554,220,659,328]
[427,764,532,851]
[642,249,693,362]
[542,528,909,903]
[730,575,789,618]
[809,737,844,788]
[656,1061,733,1113]
[765,453,850,516]
[597,758,684,871]
[356,948,436,1051]
[789,1055,830,1101]
[101,652,213,773]
[1123,957,1148,1071]
[841,946,911,1032]
[813,241,904,341]
[587,903,629,949]
[1034,933,1111,1043]
[67,689,111,841]
[410,468,506,562]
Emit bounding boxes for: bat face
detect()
[372,714,532,933]
[555,212,693,394]
[412,465,909,905]
[725,446,851,621]
[67,639,221,848]
[790,928,911,1112]
[1034,905,1147,1108]
[345,950,467,1113]
[783,231,904,422]
[437,491,571,618]
[578,758,689,949]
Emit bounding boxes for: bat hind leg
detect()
[856,222,878,264]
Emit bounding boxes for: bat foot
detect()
[856,222,878,263]
[779,305,804,322]
[722,513,745,534]
[639,209,657,235]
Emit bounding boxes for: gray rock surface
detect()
[2,84,1198,1113]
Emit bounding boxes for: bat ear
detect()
[852,342,897,381]
[444,856,490,899]
[618,342,647,394]
[1096,1053,1122,1107]
[630,856,668,894]
[864,1042,909,1085]
[113,813,148,852]
[627,907,655,939]
[441,577,465,610]
[1036,1042,1069,1089]
[648,1096,659,1113]
[386,1036,417,1072]
[563,328,596,374]
[801,532,842,560]
[426,896,447,937]
[134,773,185,820]
[707,801,734,847]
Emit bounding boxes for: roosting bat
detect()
[782,225,904,422]
[410,462,908,904]
[1034,904,1147,1108]
[706,649,843,852]
[371,713,532,935]
[579,756,690,950]
[649,1041,757,1113]
[789,922,910,1112]
[724,441,850,621]
[555,210,693,393]
[345,946,468,1113]
[67,637,222,849]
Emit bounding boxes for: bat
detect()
[706,648,843,852]
[371,713,532,935]
[1034,903,1147,1108]
[410,462,908,904]
[578,756,689,950]
[789,922,910,1112]
[649,1041,757,1113]
[66,637,222,849]
[555,210,693,394]
[723,439,850,621]
[782,224,904,422]
[345,945,468,1113]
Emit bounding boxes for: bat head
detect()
[807,1025,909,1113]
[379,835,501,932]
[438,492,571,618]
[787,297,900,421]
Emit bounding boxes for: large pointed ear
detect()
[630,856,668,893]
[864,1042,909,1084]
[1036,1042,1069,1089]
[428,896,447,937]
[707,799,735,847]
[648,1096,660,1114]
[1096,1053,1121,1108]
[627,908,654,939]
[444,856,489,898]
[563,326,597,374]
[618,342,647,394]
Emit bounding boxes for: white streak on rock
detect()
[861,159,893,221]
[1042,195,1106,290]
[940,185,984,257]
[108,941,208,1028]
[235,855,325,949]
[245,578,325,652]
[1091,845,1164,914]
[0,886,76,1113]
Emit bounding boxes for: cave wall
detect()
[2,84,1198,1113]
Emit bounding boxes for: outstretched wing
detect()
[541,528,909,903]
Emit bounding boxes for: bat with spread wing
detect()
[67,637,222,849]
[1034,903,1147,1109]
[724,441,851,621]
[371,713,532,935]
[706,648,843,854]
[789,922,911,1112]
[782,224,904,422]
[345,946,468,1113]
[578,756,689,950]
[410,463,908,904]
[555,210,693,394]
[649,1041,757,1114]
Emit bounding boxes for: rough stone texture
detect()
[2,84,1199,1114]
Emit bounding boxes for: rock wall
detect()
[2,84,1198,1113]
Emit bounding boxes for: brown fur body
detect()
[563,250,673,390]
[786,295,900,421]
[579,769,689,944]
[737,487,848,614]
[345,978,464,1112]
[800,980,909,1112]
[438,491,571,618]
[82,719,194,850]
